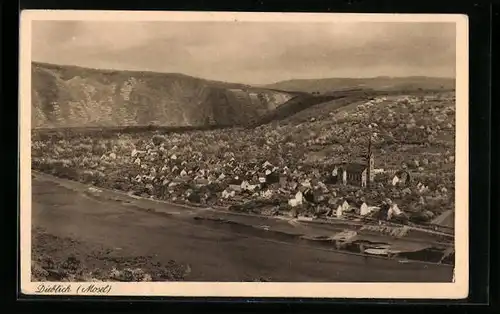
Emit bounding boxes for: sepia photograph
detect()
[19,11,469,298]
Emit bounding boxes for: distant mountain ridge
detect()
[263,76,455,94]
[31,62,297,128]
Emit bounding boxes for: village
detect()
[31,92,456,231]
[25,16,466,287]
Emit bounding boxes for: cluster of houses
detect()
[33,132,413,223]
[31,92,456,226]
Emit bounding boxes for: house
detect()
[332,136,375,188]
[387,203,403,220]
[229,179,243,192]
[337,163,369,187]
[391,175,400,186]
[288,191,304,207]
[341,200,350,212]
[222,189,235,199]
[336,205,343,218]
[359,202,370,216]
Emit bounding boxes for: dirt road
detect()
[31,173,453,282]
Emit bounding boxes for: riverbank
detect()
[32,174,451,281]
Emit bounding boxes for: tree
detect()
[152,135,166,146]
[409,211,430,224]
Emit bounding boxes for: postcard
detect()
[19,10,468,299]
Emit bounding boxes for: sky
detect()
[31,21,456,85]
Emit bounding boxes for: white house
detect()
[222,189,235,199]
[392,175,400,186]
[387,203,403,220]
[295,191,304,204]
[336,205,343,218]
[342,200,350,212]
[359,202,370,216]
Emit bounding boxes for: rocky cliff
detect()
[31,62,296,128]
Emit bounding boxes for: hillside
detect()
[263,77,455,94]
[31,62,297,128]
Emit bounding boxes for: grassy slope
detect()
[263,77,455,94]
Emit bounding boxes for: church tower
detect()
[367,135,375,188]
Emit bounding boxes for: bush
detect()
[92,144,107,156]
[392,213,409,224]
[152,135,166,146]
[51,165,79,180]
[409,212,431,224]
[80,171,96,184]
